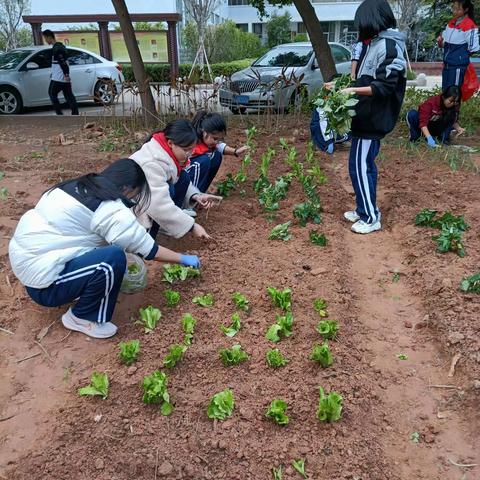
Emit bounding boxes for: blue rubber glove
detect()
[326,143,334,154]
[426,136,437,148]
[180,254,200,269]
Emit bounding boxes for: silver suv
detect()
[219,42,352,113]
[0,46,124,114]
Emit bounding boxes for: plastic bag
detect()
[120,253,147,294]
[461,63,480,101]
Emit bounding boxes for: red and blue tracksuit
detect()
[441,16,479,89]
[186,142,226,192]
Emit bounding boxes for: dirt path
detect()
[337,161,479,479]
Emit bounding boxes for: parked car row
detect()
[0,46,124,114]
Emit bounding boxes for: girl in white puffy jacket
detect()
[8,159,200,339]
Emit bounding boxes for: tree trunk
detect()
[111,0,157,124]
[294,0,337,82]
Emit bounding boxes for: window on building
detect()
[236,23,248,32]
[320,22,335,42]
[297,22,307,34]
[252,22,264,38]
[228,0,250,5]
[151,39,157,46]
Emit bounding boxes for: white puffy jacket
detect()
[130,136,200,238]
[9,188,156,289]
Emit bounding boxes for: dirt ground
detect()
[0,117,479,480]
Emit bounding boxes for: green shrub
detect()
[121,59,255,84]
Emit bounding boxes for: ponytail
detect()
[192,110,227,141]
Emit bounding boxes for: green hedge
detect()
[121,59,254,83]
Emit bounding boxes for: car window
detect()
[253,46,313,67]
[28,50,53,69]
[66,49,100,65]
[331,45,350,63]
[0,50,32,70]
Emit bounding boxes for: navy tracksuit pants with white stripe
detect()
[26,245,126,324]
[348,138,381,224]
[442,65,466,91]
[186,151,223,192]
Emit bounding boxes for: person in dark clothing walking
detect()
[42,29,79,115]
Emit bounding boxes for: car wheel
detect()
[287,85,308,113]
[0,87,23,114]
[94,79,115,106]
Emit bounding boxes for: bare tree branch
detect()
[0,0,30,50]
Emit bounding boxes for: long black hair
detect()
[192,110,227,141]
[442,85,461,123]
[354,0,397,41]
[456,0,475,20]
[144,119,197,147]
[48,158,151,213]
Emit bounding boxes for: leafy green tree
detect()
[293,32,308,42]
[182,20,265,63]
[248,0,336,81]
[266,11,292,48]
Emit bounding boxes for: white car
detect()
[0,46,125,114]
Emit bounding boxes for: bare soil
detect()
[0,118,479,479]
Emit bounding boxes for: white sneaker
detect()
[183,208,197,218]
[62,308,117,339]
[351,219,382,234]
[344,210,360,222]
[344,210,381,223]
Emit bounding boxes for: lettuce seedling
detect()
[221,312,241,337]
[163,344,187,369]
[78,371,109,400]
[460,272,480,293]
[142,370,173,415]
[216,173,237,197]
[292,459,307,479]
[266,348,289,368]
[265,399,289,425]
[311,342,333,368]
[414,208,438,227]
[182,313,196,345]
[269,221,292,241]
[192,293,214,307]
[232,292,250,312]
[164,289,180,307]
[313,298,328,317]
[118,339,140,365]
[266,312,294,342]
[307,165,327,185]
[137,305,161,333]
[272,465,283,480]
[219,344,249,366]
[433,225,465,257]
[310,230,327,246]
[314,76,358,135]
[316,319,338,340]
[316,387,343,422]
[267,287,292,312]
[127,264,140,274]
[432,212,469,231]
[162,264,200,284]
[207,388,235,420]
[279,137,289,150]
[293,201,321,227]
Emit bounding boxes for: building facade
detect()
[225,0,361,46]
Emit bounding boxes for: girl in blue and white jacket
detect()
[9,159,200,339]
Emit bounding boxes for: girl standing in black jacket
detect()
[331,0,407,234]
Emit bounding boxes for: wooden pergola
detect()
[22,13,181,82]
